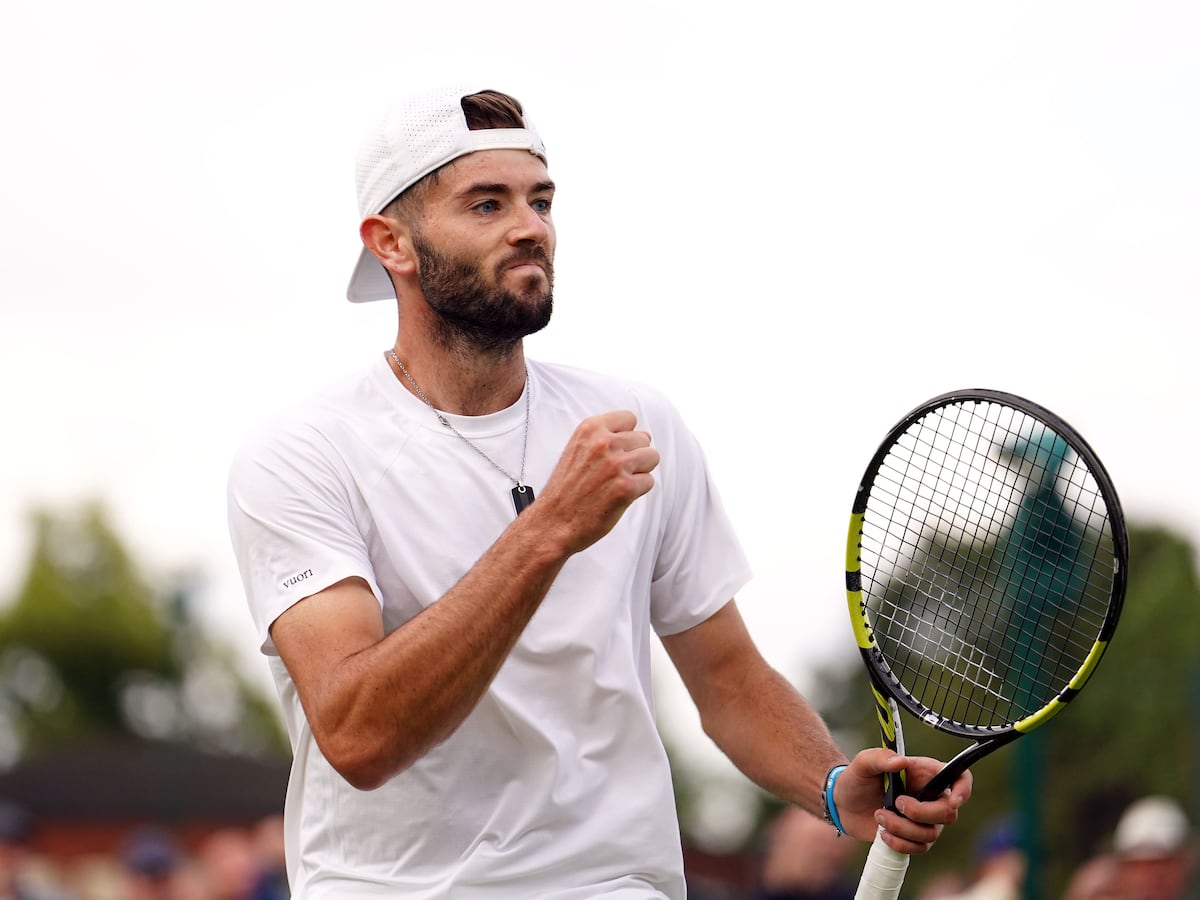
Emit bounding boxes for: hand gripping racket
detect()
[846,390,1127,900]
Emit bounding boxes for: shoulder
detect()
[229,359,404,482]
[530,360,678,421]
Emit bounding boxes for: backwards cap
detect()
[346,84,548,304]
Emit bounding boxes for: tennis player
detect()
[226,84,972,899]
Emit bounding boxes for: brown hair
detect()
[461,90,526,130]
[382,90,526,223]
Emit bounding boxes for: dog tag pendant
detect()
[511,484,535,515]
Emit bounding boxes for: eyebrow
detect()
[460,180,556,197]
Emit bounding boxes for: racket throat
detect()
[915,731,1021,801]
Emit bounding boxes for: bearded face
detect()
[412,230,554,353]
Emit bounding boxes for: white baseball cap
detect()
[346,84,548,304]
[1114,796,1191,859]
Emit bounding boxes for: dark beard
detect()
[413,233,554,355]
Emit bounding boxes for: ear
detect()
[360,215,418,279]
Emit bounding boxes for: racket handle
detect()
[855,828,910,900]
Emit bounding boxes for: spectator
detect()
[912,817,1025,900]
[1063,853,1121,900]
[914,872,971,899]
[248,817,287,900]
[0,802,74,900]
[197,829,258,900]
[1112,796,1195,900]
[755,808,856,900]
[120,827,180,900]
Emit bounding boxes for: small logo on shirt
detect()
[282,569,314,590]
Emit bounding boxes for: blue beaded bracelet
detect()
[822,764,848,836]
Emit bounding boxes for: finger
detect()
[595,409,638,433]
[610,429,653,451]
[625,446,660,475]
[899,758,972,808]
[876,810,941,854]
[947,769,973,805]
[852,746,901,776]
[625,472,656,503]
[894,792,961,827]
[877,827,935,857]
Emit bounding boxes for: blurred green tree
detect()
[0,501,288,766]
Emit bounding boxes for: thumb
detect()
[850,746,904,777]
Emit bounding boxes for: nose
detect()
[508,202,551,246]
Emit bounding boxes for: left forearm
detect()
[664,602,971,851]
[700,662,845,814]
[661,601,845,817]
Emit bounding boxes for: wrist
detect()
[821,763,848,836]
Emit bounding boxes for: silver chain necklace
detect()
[388,349,536,515]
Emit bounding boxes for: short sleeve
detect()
[226,415,382,654]
[640,389,753,636]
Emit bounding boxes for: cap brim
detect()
[347,247,397,303]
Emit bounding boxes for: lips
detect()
[499,250,552,278]
[508,263,546,277]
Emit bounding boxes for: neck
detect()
[387,343,527,416]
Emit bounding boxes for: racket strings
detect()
[858,400,1118,729]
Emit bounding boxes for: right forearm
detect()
[311,512,571,788]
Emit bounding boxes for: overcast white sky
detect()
[3,1,1198,814]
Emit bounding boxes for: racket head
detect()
[846,389,1127,742]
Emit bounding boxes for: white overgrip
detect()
[855,827,910,900]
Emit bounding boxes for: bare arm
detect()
[662,601,971,853]
[661,602,845,810]
[270,410,658,790]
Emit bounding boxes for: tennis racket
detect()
[846,389,1127,900]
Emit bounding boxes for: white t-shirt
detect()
[227,355,752,899]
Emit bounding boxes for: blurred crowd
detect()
[3,793,1194,899]
[747,794,1195,900]
[0,803,288,900]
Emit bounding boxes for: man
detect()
[1111,796,1195,900]
[755,805,857,900]
[227,84,971,899]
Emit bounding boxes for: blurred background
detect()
[2,1,1197,897]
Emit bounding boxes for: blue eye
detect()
[532,198,552,213]
[475,199,499,214]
